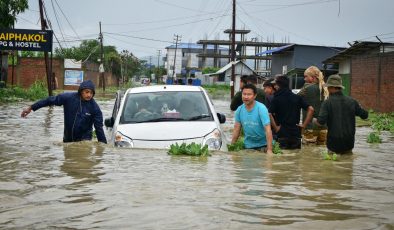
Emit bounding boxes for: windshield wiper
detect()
[187,114,211,121]
[142,117,186,122]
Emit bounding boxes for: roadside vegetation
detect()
[361,110,394,143]
[0,80,48,103]
[202,84,230,95]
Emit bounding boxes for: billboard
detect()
[64,70,84,86]
[0,29,53,52]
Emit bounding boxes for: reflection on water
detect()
[61,142,104,187]
[0,99,393,229]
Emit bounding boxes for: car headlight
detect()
[203,129,222,150]
[115,132,133,148]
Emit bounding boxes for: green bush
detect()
[371,112,394,133]
[0,80,47,102]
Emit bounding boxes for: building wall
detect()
[7,57,64,89]
[7,57,118,90]
[351,52,394,112]
[293,46,341,69]
[271,53,294,75]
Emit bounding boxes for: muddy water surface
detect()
[0,95,393,229]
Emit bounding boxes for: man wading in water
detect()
[21,80,107,144]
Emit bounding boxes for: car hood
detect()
[116,121,219,140]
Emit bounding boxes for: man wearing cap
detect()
[269,75,314,149]
[21,80,107,144]
[314,74,368,153]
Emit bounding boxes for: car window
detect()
[120,91,213,124]
[112,90,124,120]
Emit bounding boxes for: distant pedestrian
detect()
[231,83,273,154]
[263,78,276,109]
[230,74,266,111]
[21,80,107,144]
[298,66,329,144]
[269,75,314,149]
[314,74,368,154]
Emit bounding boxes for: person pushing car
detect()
[21,80,107,144]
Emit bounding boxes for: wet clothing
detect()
[31,80,107,143]
[230,88,266,111]
[298,82,327,144]
[269,88,310,140]
[298,83,324,128]
[317,91,368,153]
[235,101,270,149]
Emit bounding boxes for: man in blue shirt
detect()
[231,83,273,154]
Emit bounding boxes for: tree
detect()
[54,40,144,82]
[202,67,220,74]
[0,0,28,28]
[0,0,29,87]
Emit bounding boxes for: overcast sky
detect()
[15,0,394,59]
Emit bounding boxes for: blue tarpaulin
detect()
[256,44,294,56]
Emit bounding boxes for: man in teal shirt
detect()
[231,84,273,154]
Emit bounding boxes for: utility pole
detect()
[149,55,152,81]
[157,49,161,83]
[39,0,53,96]
[230,0,236,98]
[172,34,181,82]
[99,21,105,91]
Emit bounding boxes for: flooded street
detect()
[0,95,393,229]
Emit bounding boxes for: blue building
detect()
[258,44,345,89]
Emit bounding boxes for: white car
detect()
[105,85,227,151]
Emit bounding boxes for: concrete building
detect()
[324,41,394,112]
[165,43,229,78]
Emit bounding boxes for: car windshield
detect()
[120,91,213,124]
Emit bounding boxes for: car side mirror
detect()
[105,117,114,128]
[217,113,226,124]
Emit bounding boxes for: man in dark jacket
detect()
[230,75,266,111]
[269,75,314,149]
[315,74,368,153]
[21,80,107,143]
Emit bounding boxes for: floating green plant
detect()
[322,150,337,161]
[227,138,244,152]
[367,132,382,143]
[168,142,210,157]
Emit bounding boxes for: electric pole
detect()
[172,34,181,82]
[39,0,53,96]
[157,49,161,83]
[149,55,152,81]
[231,0,236,98]
[99,21,105,91]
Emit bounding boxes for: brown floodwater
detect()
[0,94,393,229]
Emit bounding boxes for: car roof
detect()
[125,85,203,94]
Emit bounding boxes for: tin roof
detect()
[324,41,394,63]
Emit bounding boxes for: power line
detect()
[102,11,223,26]
[50,0,69,48]
[105,34,160,49]
[53,0,81,40]
[107,14,228,34]
[104,32,173,43]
